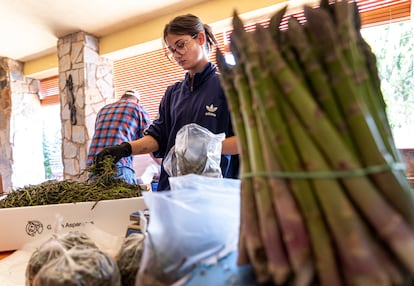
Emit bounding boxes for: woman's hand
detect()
[94,142,132,166]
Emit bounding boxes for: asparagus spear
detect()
[285,16,354,150]
[215,48,270,282]
[253,79,315,286]
[231,29,292,284]
[268,6,303,78]
[254,9,316,284]
[233,10,316,284]
[349,1,404,171]
[350,1,384,108]
[267,4,286,42]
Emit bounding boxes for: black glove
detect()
[94,142,132,166]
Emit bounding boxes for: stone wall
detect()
[0,59,12,192]
[0,31,114,191]
[58,31,114,181]
[0,58,45,192]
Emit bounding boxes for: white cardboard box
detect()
[0,197,146,252]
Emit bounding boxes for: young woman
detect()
[95,14,239,190]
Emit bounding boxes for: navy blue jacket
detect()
[145,62,239,190]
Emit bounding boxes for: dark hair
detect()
[163,14,217,53]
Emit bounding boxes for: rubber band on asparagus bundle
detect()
[240,162,407,179]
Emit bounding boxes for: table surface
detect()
[1,250,273,285]
[184,251,274,286]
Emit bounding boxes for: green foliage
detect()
[42,130,53,179]
[42,129,62,180]
[362,22,414,132]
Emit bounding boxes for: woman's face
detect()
[165,33,208,74]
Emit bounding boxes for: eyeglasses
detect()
[165,34,198,63]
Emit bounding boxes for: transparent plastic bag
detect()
[135,174,240,286]
[163,123,225,178]
[25,231,98,285]
[26,231,120,286]
[117,232,146,286]
[32,244,121,286]
[26,237,67,286]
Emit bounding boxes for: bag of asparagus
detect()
[163,123,225,178]
[216,0,414,285]
[26,231,120,286]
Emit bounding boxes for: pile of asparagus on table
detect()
[0,157,145,208]
[216,1,414,285]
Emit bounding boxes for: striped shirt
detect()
[87,99,151,169]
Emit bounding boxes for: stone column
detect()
[58,31,114,181]
[0,58,45,192]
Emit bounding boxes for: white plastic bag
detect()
[135,174,240,286]
[163,123,225,178]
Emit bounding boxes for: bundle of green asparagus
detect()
[216,1,414,285]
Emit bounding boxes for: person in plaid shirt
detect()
[87,90,151,184]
